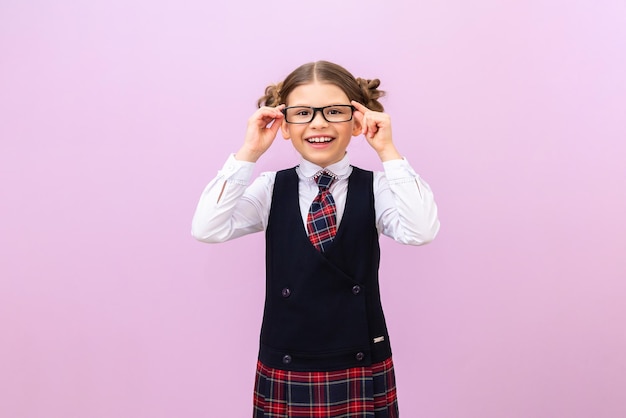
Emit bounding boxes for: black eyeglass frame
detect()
[281,105,356,124]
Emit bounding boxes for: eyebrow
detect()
[287,103,351,107]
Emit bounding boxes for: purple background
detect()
[1,1,625,417]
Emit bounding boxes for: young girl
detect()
[192,61,439,418]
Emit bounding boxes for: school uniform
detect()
[192,153,440,417]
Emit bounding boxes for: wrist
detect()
[377,145,402,162]
[235,146,263,162]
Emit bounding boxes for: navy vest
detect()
[258,166,392,371]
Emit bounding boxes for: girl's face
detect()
[281,81,361,168]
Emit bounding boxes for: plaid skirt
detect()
[253,357,399,417]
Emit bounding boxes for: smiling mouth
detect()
[306,136,334,143]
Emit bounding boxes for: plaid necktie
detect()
[307,171,337,252]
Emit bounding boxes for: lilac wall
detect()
[1,1,625,417]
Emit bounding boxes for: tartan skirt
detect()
[253,357,399,418]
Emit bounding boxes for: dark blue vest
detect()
[258,166,392,371]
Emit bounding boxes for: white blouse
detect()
[191,153,440,245]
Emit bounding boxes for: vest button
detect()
[281,288,291,298]
[282,354,292,365]
[352,285,361,295]
[356,352,365,361]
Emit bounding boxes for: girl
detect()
[192,60,439,417]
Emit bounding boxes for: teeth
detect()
[307,137,333,143]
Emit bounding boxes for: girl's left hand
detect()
[352,101,401,161]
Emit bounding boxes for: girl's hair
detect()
[257,61,385,111]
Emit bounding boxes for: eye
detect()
[326,106,346,115]
[295,108,311,116]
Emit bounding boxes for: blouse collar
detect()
[297,153,352,180]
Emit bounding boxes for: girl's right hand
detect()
[235,105,285,162]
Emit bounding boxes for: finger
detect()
[261,105,285,120]
[273,105,285,123]
[272,103,286,115]
[351,100,371,114]
[268,112,284,135]
[367,118,380,139]
[351,100,372,138]
[256,106,284,128]
[272,106,285,129]
[367,123,378,139]
[360,114,369,137]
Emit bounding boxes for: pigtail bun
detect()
[356,77,385,112]
[257,82,283,108]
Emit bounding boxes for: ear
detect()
[281,120,291,140]
[351,119,363,137]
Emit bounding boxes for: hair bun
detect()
[257,81,283,108]
[356,77,385,112]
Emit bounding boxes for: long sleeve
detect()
[191,154,274,243]
[374,158,440,245]
[192,153,440,246]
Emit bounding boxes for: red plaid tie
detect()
[307,171,337,252]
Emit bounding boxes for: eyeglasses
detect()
[282,105,355,124]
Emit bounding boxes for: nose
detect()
[310,109,328,127]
